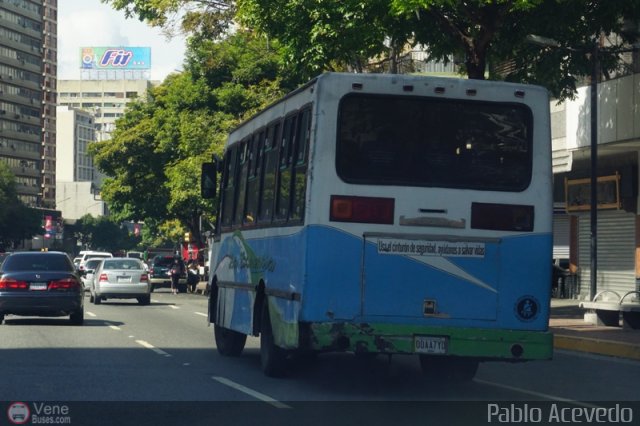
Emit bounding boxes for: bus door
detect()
[361,233,500,321]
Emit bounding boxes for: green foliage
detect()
[74,214,138,252]
[238,0,640,99]
[0,163,41,248]
[105,0,640,100]
[102,0,235,38]
[91,30,299,246]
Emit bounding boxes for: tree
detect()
[104,0,640,100]
[91,30,300,246]
[0,163,41,249]
[74,214,137,252]
[238,0,640,100]
[102,0,235,39]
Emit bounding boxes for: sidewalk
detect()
[550,298,640,361]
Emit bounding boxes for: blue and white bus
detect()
[201,72,553,378]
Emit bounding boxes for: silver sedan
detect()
[90,258,151,305]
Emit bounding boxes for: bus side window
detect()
[275,114,296,221]
[235,139,251,226]
[245,130,263,226]
[220,147,237,229]
[259,122,280,223]
[290,107,311,222]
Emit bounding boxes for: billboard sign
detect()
[80,47,151,70]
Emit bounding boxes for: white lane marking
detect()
[108,324,121,330]
[135,340,172,357]
[194,312,208,317]
[474,379,600,408]
[169,305,180,310]
[212,376,291,409]
[86,312,97,317]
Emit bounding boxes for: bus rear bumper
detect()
[305,322,553,361]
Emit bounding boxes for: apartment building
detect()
[0,0,57,208]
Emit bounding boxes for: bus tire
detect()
[260,304,288,377]
[419,355,479,382]
[214,324,247,356]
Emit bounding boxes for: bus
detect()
[200,72,553,378]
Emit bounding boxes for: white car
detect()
[78,251,112,273]
[80,258,104,292]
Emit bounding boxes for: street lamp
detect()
[527,34,639,301]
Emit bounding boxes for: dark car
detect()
[0,251,84,325]
[148,255,186,292]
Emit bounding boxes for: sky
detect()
[58,0,187,82]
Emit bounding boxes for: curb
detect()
[554,334,640,361]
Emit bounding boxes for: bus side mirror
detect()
[201,162,217,199]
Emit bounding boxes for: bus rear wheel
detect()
[214,324,247,356]
[419,355,479,382]
[260,304,288,377]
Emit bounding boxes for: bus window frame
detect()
[218,104,313,233]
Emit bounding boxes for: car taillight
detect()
[140,274,149,282]
[330,195,394,224]
[49,277,81,290]
[98,273,108,283]
[0,278,29,290]
[471,202,534,232]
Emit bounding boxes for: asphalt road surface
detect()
[2,290,639,425]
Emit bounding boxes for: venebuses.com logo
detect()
[7,401,71,424]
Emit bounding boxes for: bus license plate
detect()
[414,336,448,354]
[30,282,48,291]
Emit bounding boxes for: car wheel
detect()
[70,309,84,325]
[260,303,288,377]
[214,324,247,356]
[89,292,94,303]
[94,294,102,305]
[137,295,151,305]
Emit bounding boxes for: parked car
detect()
[78,251,112,273]
[80,258,104,292]
[90,257,151,305]
[148,255,186,292]
[0,251,84,325]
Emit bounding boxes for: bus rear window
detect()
[336,94,533,191]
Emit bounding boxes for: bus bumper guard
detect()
[306,322,553,361]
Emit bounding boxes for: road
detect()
[2,290,640,425]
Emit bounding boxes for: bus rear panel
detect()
[206,73,553,377]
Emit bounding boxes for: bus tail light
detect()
[471,202,534,232]
[330,195,394,224]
